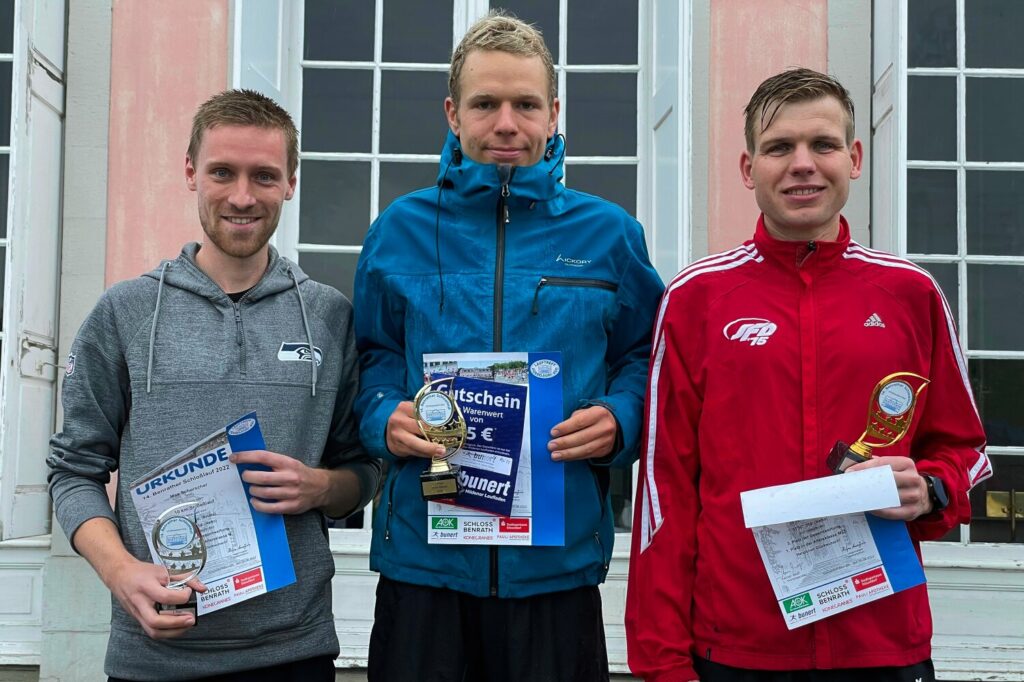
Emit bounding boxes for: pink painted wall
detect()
[105,0,230,286]
[707,0,828,252]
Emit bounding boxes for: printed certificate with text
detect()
[128,413,296,615]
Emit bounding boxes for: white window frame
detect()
[873,3,1024,676]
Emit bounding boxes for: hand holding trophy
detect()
[151,501,207,616]
[827,372,930,474]
[414,377,468,500]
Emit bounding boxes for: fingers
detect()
[548,406,617,461]
[849,456,930,520]
[387,401,445,459]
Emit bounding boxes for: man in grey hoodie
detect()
[47,89,380,681]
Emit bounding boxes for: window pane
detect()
[967,171,1024,256]
[970,453,1024,543]
[970,361,1024,447]
[907,76,956,162]
[303,0,374,62]
[566,164,636,217]
[301,69,373,153]
[382,0,453,63]
[907,169,957,255]
[298,251,360,302]
[567,0,638,64]
[966,0,1024,68]
[379,162,437,213]
[0,60,11,147]
[298,161,370,246]
[494,0,559,60]
[908,0,956,68]
[0,0,13,53]
[380,71,448,154]
[967,77,1024,162]
[0,154,8,239]
[967,264,1024,351]
[918,261,959,323]
[566,73,636,156]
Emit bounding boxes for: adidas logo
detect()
[864,313,885,328]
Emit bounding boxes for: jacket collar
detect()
[752,214,851,273]
[436,130,565,204]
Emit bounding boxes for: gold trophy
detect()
[827,372,930,474]
[414,377,467,500]
[151,501,207,616]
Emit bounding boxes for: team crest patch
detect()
[65,352,76,376]
[277,342,323,366]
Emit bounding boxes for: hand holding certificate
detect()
[128,414,296,616]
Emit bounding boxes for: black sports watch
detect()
[922,474,949,513]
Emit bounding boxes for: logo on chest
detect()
[277,342,323,366]
[723,318,778,347]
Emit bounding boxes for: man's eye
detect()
[519,102,536,111]
[256,173,274,183]
[212,168,231,179]
[475,101,494,110]
[814,141,837,152]
[766,144,790,155]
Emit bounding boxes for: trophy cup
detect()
[414,377,467,500]
[827,372,930,474]
[151,502,207,616]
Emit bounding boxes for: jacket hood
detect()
[142,242,310,303]
[436,130,566,203]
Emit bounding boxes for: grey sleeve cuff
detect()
[49,473,118,553]
[333,457,382,520]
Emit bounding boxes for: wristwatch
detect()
[922,474,949,513]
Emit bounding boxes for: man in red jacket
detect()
[625,68,991,682]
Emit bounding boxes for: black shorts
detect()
[107,654,335,682]
[368,575,609,682]
[694,657,935,682]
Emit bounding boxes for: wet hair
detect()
[743,67,855,152]
[449,9,556,107]
[187,89,299,176]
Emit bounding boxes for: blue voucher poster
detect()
[424,352,564,546]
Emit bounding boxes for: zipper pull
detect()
[531,277,548,315]
[807,240,817,251]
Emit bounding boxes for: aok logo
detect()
[783,593,813,613]
[723,318,778,346]
[431,517,458,530]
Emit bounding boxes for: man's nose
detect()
[790,144,816,174]
[229,178,257,209]
[494,103,518,133]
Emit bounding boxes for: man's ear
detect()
[547,98,560,138]
[740,150,755,190]
[444,97,460,136]
[849,138,864,180]
[185,156,198,191]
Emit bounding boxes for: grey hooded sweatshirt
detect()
[48,243,380,680]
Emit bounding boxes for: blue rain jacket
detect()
[354,131,664,598]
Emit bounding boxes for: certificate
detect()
[128,413,296,615]
[740,466,926,629]
[424,352,564,546]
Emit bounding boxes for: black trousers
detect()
[368,575,609,682]
[107,654,335,682]
[694,658,935,682]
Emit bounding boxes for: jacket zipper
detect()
[490,169,512,597]
[232,302,247,376]
[384,472,398,541]
[531,276,619,315]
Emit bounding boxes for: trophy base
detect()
[826,441,871,475]
[421,464,463,501]
[157,590,197,618]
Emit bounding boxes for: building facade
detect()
[0,1,1019,679]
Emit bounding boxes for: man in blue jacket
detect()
[354,11,664,681]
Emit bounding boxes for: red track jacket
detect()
[626,217,991,681]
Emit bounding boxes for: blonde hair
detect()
[449,9,556,107]
[744,68,855,152]
[187,89,299,176]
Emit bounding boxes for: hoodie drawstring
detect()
[146,262,169,393]
[289,268,318,396]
